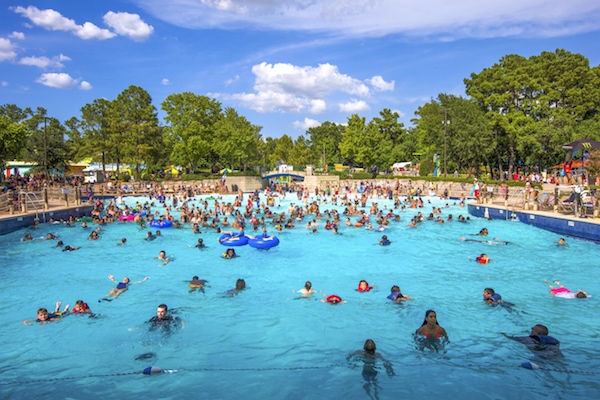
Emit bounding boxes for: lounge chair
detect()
[536,192,555,211]
[557,192,577,213]
[579,190,596,216]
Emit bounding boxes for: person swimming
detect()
[379,235,391,246]
[226,278,246,296]
[475,253,490,264]
[223,248,237,259]
[346,339,395,384]
[293,281,317,297]
[71,300,91,314]
[357,280,375,292]
[188,276,208,293]
[148,304,184,331]
[387,285,412,302]
[99,275,149,302]
[544,280,589,299]
[503,324,562,359]
[321,294,345,304]
[22,302,70,325]
[415,310,447,339]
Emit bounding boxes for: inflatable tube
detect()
[219,233,249,246]
[149,220,173,228]
[248,236,280,250]
[119,215,136,222]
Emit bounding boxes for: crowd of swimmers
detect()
[20,185,590,368]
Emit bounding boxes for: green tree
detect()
[21,108,69,175]
[0,115,28,172]
[371,108,405,170]
[113,85,160,178]
[213,107,262,170]
[339,114,380,169]
[75,98,114,173]
[288,135,312,166]
[306,121,344,167]
[268,135,294,167]
[162,92,223,173]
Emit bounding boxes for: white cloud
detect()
[368,75,395,92]
[293,117,320,130]
[1,81,8,87]
[0,38,17,62]
[226,91,308,113]
[339,99,370,113]
[75,21,116,40]
[19,54,70,69]
[221,62,371,113]
[13,6,116,40]
[161,78,171,85]
[137,0,600,39]
[310,99,327,114]
[253,62,370,98]
[225,74,240,86]
[103,11,154,41]
[201,0,248,13]
[9,32,25,40]
[392,108,405,118]
[36,73,89,89]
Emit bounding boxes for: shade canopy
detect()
[561,138,600,151]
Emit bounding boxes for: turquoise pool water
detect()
[1,193,599,399]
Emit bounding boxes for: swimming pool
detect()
[1,192,599,399]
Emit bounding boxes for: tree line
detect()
[1,48,599,180]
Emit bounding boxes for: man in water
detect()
[148,304,184,330]
[346,339,394,398]
[503,324,562,359]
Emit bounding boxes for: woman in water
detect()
[415,309,448,339]
[293,281,317,297]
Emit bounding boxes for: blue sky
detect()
[1,0,600,139]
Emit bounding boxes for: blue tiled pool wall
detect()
[0,206,94,235]
[468,204,600,242]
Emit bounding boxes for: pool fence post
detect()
[21,192,27,213]
[43,188,49,210]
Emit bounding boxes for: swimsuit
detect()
[116,282,128,290]
[550,287,570,295]
[422,329,442,339]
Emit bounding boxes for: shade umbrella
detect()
[561,138,600,152]
[562,138,600,161]
[220,168,231,174]
[561,138,600,188]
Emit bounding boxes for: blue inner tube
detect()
[149,220,173,228]
[248,236,280,250]
[219,233,249,246]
